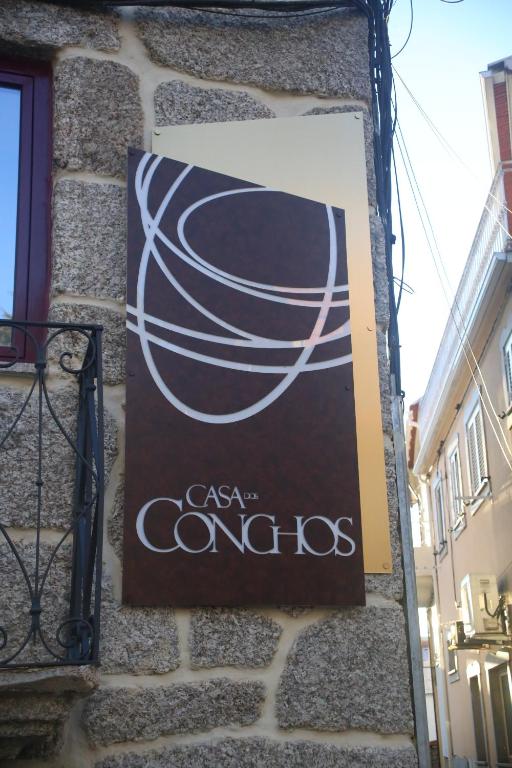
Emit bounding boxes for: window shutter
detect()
[435,483,445,546]
[449,450,462,522]
[467,420,479,494]
[467,405,488,496]
[505,339,512,404]
[475,409,487,484]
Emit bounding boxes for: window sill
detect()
[0,361,38,377]
[452,517,467,539]
[469,480,491,516]
[448,671,460,683]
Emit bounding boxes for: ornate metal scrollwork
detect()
[0,320,104,668]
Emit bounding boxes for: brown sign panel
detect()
[123,148,365,606]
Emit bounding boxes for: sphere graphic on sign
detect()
[127,151,352,423]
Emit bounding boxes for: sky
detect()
[387,0,511,408]
[0,1,510,372]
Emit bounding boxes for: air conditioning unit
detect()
[460,573,501,636]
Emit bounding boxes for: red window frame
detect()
[0,57,52,363]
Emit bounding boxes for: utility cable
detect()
[394,70,512,450]
[390,0,413,59]
[395,127,512,469]
[394,112,512,459]
[396,130,512,470]
[393,66,512,228]
[392,145,407,311]
[395,121,512,464]
[189,4,341,15]
[394,67,512,234]
[47,0,361,9]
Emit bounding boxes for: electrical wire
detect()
[393,66,512,227]
[394,120,512,463]
[391,0,413,59]
[364,0,403,392]
[394,276,414,294]
[189,4,341,15]
[397,134,512,471]
[389,73,407,312]
[392,145,407,311]
[49,0,357,8]
[392,69,512,455]
[394,125,512,469]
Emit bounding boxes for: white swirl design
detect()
[127,152,352,424]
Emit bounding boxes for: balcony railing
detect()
[0,321,104,668]
[415,162,512,457]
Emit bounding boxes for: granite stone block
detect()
[53,180,126,302]
[94,737,419,768]
[155,80,274,126]
[377,327,393,436]
[83,680,265,746]
[48,303,125,387]
[107,482,124,560]
[0,542,70,667]
[0,721,61,760]
[190,608,281,668]
[54,57,143,178]
[137,8,371,99]
[0,386,117,528]
[101,579,179,675]
[370,213,390,327]
[0,666,98,695]
[0,693,72,722]
[0,0,119,52]
[0,620,99,759]
[277,604,413,733]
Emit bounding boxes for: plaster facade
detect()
[409,57,512,768]
[414,285,512,765]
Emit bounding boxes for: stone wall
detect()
[0,3,417,766]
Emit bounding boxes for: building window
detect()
[433,477,447,556]
[0,57,51,362]
[504,330,512,407]
[447,444,465,535]
[465,403,488,499]
[489,663,512,766]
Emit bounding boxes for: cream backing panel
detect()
[152,113,391,573]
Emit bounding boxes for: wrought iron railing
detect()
[0,320,104,668]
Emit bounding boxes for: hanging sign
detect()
[123,145,366,606]
[150,114,392,576]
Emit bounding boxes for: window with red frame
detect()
[0,58,51,362]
